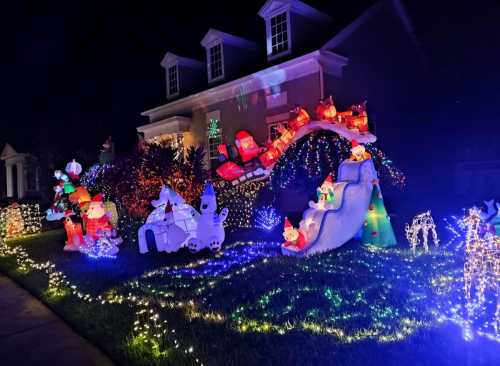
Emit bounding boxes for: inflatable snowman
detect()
[188,183,228,252]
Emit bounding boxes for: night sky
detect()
[1,0,499,161]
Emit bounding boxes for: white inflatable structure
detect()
[282,159,378,257]
[138,186,198,254]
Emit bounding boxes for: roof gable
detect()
[258,0,332,24]
[160,52,204,69]
[200,28,259,50]
[0,143,18,160]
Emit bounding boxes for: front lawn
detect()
[0,229,498,366]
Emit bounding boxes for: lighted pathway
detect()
[0,275,113,366]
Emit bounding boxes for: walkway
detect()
[0,275,114,366]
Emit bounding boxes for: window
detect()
[207,116,222,162]
[167,64,179,97]
[208,43,224,81]
[266,90,287,109]
[268,121,288,141]
[270,12,289,55]
[149,133,184,151]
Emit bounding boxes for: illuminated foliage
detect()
[0,203,42,239]
[80,145,207,240]
[270,131,405,194]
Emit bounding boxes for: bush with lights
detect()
[0,203,42,239]
[80,144,207,243]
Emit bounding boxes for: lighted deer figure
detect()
[405,210,439,253]
[463,208,499,328]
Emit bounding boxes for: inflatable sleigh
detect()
[216,98,376,186]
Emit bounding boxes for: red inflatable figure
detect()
[85,194,113,240]
[234,130,263,163]
[338,101,369,133]
[315,96,337,121]
[289,105,311,131]
[63,215,84,251]
[282,217,307,250]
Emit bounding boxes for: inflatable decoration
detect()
[138,201,189,254]
[349,140,371,162]
[85,194,113,239]
[65,159,82,180]
[81,228,120,259]
[80,194,122,258]
[69,186,91,208]
[282,217,306,250]
[215,99,376,186]
[481,199,500,235]
[138,186,198,254]
[188,183,228,253]
[63,215,84,251]
[282,158,387,257]
[309,174,335,211]
[315,96,337,121]
[46,170,71,221]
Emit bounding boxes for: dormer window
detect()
[167,64,179,97]
[270,12,289,55]
[208,42,224,82]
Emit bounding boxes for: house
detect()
[138,0,424,174]
[0,143,42,200]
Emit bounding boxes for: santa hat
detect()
[91,193,104,202]
[202,183,215,197]
[235,130,252,140]
[322,174,334,189]
[284,217,293,232]
[351,140,364,152]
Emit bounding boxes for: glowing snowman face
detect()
[200,194,217,214]
[87,201,106,219]
[283,228,299,242]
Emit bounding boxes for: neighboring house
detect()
[0,143,42,200]
[138,0,423,172]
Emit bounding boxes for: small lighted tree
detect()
[362,184,396,247]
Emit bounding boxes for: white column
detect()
[5,164,13,197]
[17,161,24,199]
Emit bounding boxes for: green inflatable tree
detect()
[362,184,396,247]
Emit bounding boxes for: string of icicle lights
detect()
[0,238,204,365]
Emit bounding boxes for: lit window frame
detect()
[166,62,180,98]
[207,41,225,83]
[266,10,292,60]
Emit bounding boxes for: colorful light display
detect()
[0,203,42,239]
[0,238,203,365]
[405,210,440,253]
[462,208,499,326]
[254,206,281,231]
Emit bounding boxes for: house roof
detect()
[141,0,419,118]
[200,28,260,50]
[258,0,332,24]
[160,52,204,69]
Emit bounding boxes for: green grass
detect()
[0,230,498,366]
